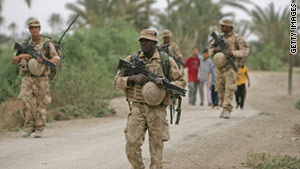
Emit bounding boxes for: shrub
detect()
[246,153,300,169]
[247,43,283,71]
[49,18,139,118]
[0,46,22,103]
[0,18,138,129]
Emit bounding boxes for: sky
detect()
[1,0,291,40]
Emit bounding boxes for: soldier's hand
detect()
[128,74,149,85]
[19,54,32,60]
[213,47,221,53]
[37,57,43,63]
[50,58,60,66]
[226,50,233,56]
[155,77,164,85]
[155,77,165,88]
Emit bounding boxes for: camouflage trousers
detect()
[124,102,170,169]
[18,76,52,131]
[214,67,237,112]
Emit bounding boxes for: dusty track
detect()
[0,72,299,169]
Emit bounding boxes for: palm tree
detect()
[66,0,156,30]
[0,0,30,12]
[24,0,31,7]
[247,2,290,63]
[8,22,17,39]
[25,17,35,29]
[0,16,4,33]
[48,13,63,35]
[156,0,234,56]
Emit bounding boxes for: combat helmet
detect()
[219,19,234,27]
[161,29,172,38]
[28,19,41,28]
[142,81,166,106]
[213,52,227,69]
[28,58,46,76]
[139,29,158,42]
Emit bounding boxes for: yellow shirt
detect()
[237,66,249,86]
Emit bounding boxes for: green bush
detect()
[49,18,139,118]
[246,153,300,169]
[247,43,283,71]
[0,18,138,122]
[0,46,22,103]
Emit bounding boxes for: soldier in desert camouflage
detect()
[12,19,60,138]
[114,29,185,169]
[208,19,249,119]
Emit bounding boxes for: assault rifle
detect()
[14,42,56,68]
[210,32,238,72]
[118,58,187,97]
[157,44,185,67]
[13,14,80,69]
[118,58,186,124]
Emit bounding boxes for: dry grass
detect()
[0,100,24,131]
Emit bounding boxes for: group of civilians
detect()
[183,48,250,109]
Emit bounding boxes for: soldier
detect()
[208,19,249,119]
[159,29,183,67]
[12,19,60,138]
[114,29,186,169]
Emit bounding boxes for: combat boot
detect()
[219,109,225,118]
[223,109,231,119]
[22,128,33,138]
[34,130,43,138]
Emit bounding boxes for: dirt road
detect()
[0,72,299,169]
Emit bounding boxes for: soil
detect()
[0,71,299,169]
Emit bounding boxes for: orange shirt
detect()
[237,66,249,86]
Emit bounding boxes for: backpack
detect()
[42,35,62,81]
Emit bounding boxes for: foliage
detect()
[66,0,156,30]
[155,0,250,57]
[244,2,300,66]
[246,153,300,169]
[0,100,23,131]
[246,43,282,71]
[49,18,139,119]
[48,13,63,35]
[0,45,22,103]
[0,18,139,124]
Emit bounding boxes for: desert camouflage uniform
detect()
[208,31,249,112]
[159,41,183,62]
[114,49,185,169]
[15,36,59,132]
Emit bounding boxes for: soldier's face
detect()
[29,26,40,37]
[163,37,170,44]
[221,25,232,34]
[140,38,156,53]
